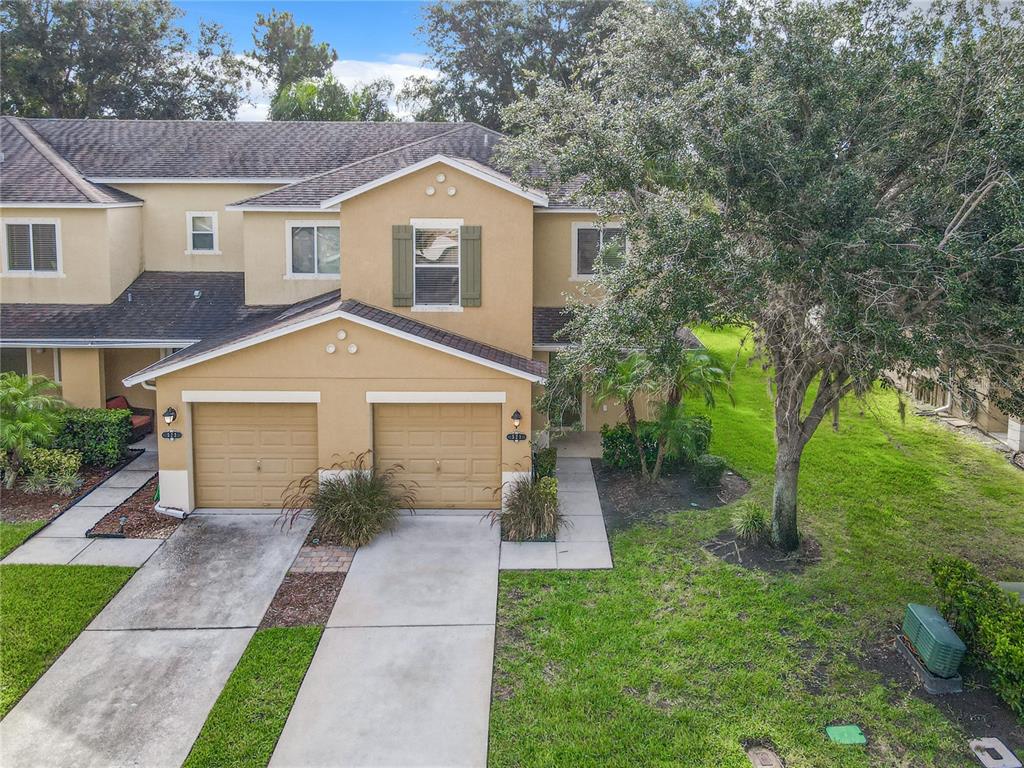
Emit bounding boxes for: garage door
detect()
[193,402,318,508]
[373,403,500,509]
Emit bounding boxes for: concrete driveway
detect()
[0,511,309,768]
[270,514,500,768]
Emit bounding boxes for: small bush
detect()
[732,503,769,544]
[930,556,1024,717]
[694,454,728,486]
[280,453,415,548]
[20,471,51,495]
[22,447,82,479]
[489,475,565,542]
[533,446,557,479]
[55,409,131,467]
[600,416,713,473]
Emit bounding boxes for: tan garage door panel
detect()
[374,403,500,509]
[193,402,318,508]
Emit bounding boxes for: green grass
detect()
[0,520,46,558]
[0,564,134,716]
[183,626,322,768]
[490,328,1024,767]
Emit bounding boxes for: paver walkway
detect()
[2,434,163,567]
[270,515,500,768]
[0,511,309,768]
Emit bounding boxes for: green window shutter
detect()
[460,225,482,307]
[392,225,413,307]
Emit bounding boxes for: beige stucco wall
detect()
[112,183,279,272]
[533,212,599,308]
[106,206,144,299]
[105,348,162,410]
[340,161,534,356]
[60,348,106,407]
[242,211,342,306]
[153,319,534,512]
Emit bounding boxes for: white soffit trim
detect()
[534,207,599,214]
[533,344,569,352]
[366,391,507,404]
[225,205,340,213]
[319,155,549,208]
[0,201,143,209]
[2,339,197,348]
[183,390,321,403]
[86,177,302,185]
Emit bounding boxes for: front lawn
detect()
[0,564,135,716]
[0,520,46,558]
[183,626,322,768]
[490,328,1024,767]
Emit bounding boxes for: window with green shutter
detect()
[392,224,413,306]
[460,225,481,307]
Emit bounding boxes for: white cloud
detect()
[235,53,439,121]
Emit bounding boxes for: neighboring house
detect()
[0,117,631,514]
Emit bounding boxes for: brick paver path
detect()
[290,545,356,573]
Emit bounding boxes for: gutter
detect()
[0,339,198,348]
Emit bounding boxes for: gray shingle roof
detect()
[0,118,142,205]
[24,118,465,179]
[533,306,575,346]
[0,271,280,343]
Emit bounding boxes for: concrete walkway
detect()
[2,434,163,567]
[499,457,613,570]
[270,515,500,768]
[0,511,309,768]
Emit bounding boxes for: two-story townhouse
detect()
[1,117,637,515]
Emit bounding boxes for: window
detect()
[0,348,29,375]
[287,222,340,277]
[186,212,219,253]
[3,220,60,273]
[571,222,625,279]
[413,219,461,307]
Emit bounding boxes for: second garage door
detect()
[193,402,318,508]
[373,403,500,509]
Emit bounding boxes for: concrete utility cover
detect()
[747,746,785,767]
[970,738,1022,768]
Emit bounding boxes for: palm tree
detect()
[0,372,65,488]
[590,353,656,477]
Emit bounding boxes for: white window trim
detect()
[185,211,220,255]
[284,219,341,279]
[411,217,463,309]
[1,218,64,276]
[53,349,61,383]
[570,221,624,281]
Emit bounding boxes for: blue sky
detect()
[177,1,435,119]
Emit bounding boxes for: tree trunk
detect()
[650,384,681,482]
[624,397,650,479]
[771,435,802,551]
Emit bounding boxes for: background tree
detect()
[499,0,1024,550]
[270,74,395,121]
[0,0,247,119]
[250,9,336,100]
[399,0,617,130]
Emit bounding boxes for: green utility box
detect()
[902,603,966,678]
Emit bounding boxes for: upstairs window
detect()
[413,219,461,306]
[287,222,340,277]
[571,222,625,279]
[4,221,59,273]
[186,212,218,253]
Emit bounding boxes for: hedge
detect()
[55,409,131,467]
[600,416,712,473]
[930,556,1024,717]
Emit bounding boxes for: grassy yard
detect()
[490,328,1024,767]
[0,564,134,716]
[0,520,46,558]
[183,626,322,768]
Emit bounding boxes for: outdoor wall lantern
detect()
[163,406,177,425]
[512,409,522,429]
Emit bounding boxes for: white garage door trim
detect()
[183,390,321,403]
[366,391,506,403]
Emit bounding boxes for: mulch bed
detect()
[703,528,823,575]
[87,475,180,539]
[591,458,750,534]
[260,572,346,628]
[861,631,1024,751]
[0,449,144,525]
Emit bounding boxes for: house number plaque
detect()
[161,430,183,441]
[505,432,527,442]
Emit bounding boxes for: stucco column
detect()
[59,348,106,408]
[1007,417,1023,452]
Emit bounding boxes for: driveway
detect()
[270,514,500,768]
[0,511,309,768]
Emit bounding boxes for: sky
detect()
[177,1,437,120]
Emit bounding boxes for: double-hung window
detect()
[186,212,219,253]
[571,222,625,279]
[412,219,461,307]
[287,221,340,277]
[3,220,60,273]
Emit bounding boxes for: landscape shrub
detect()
[694,454,728,486]
[22,447,83,496]
[0,371,65,487]
[55,408,131,467]
[732,502,769,544]
[930,556,1024,717]
[533,446,557,479]
[489,475,564,541]
[280,453,415,548]
[601,416,713,473]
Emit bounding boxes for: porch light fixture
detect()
[163,406,177,425]
[511,410,522,429]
